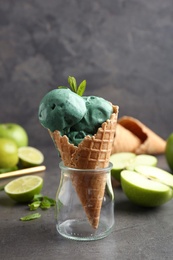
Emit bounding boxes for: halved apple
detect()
[126,154,157,170]
[121,165,173,207]
[110,152,157,182]
[110,152,136,181]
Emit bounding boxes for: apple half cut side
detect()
[126,154,157,171]
[121,165,173,207]
[110,152,136,182]
[110,153,157,182]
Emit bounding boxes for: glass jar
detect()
[55,162,115,241]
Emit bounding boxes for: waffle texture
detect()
[112,116,166,155]
[49,105,119,229]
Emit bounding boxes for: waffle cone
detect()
[111,124,141,153]
[50,105,119,229]
[111,116,166,155]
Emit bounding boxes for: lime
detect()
[165,133,173,171]
[4,175,43,202]
[18,146,44,168]
[0,138,18,168]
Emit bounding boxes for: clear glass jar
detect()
[55,162,115,241]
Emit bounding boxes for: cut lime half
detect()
[5,175,43,202]
[18,146,44,168]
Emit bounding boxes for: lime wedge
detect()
[18,146,44,168]
[4,175,43,202]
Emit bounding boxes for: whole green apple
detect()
[121,165,173,207]
[0,123,28,148]
[0,138,18,168]
[165,133,173,172]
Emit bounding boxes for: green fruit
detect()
[0,123,28,148]
[165,133,173,171]
[18,146,44,168]
[110,153,157,182]
[0,138,18,168]
[4,175,43,202]
[121,165,173,207]
[110,152,136,181]
[126,154,157,170]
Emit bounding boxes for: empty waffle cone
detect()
[49,105,119,229]
[111,116,166,155]
[111,124,141,153]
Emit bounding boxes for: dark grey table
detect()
[1,147,173,260]
[1,0,173,259]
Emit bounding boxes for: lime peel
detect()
[18,146,44,168]
[4,175,43,202]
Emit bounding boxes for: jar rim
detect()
[59,161,113,172]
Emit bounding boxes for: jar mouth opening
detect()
[59,161,113,172]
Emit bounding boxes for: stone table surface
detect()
[1,0,173,259]
[0,150,173,260]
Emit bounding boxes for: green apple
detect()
[110,152,157,182]
[0,123,28,148]
[0,138,19,168]
[165,133,173,171]
[126,154,157,170]
[121,165,173,207]
[110,152,136,181]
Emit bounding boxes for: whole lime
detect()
[0,123,28,148]
[165,133,173,171]
[0,138,18,168]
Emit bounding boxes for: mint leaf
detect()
[40,198,51,209]
[40,196,56,209]
[28,201,41,211]
[20,213,41,221]
[43,196,56,206]
[68,76,77,92]
[58,76,86,96]
[32,194,43,201]
[77,80,86,96]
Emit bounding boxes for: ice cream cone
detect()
[111,116,166,155]
[71,170,107,229]
[50,105,119,229]
[111,124,142,153]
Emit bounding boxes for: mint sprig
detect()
[20,213,41,221]
[20,194,56,221]
[58,76,86,96]
[28,194,56,211]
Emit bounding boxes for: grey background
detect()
[1,1,173,260]
[1,0,173,148]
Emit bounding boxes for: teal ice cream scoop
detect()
[38,88,87,132]
[68,96,113,145]
[71,96,113,133]
[38,76,113,147]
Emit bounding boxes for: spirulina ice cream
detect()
[38,88,113,146]
[38,77,119,230]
